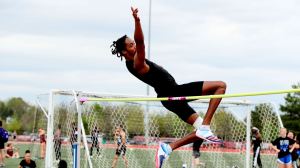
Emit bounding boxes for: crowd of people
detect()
[0,117,300,168]
[249,127,300,168]
[0,120,68,168]
[190,127,300,168]
[270,128,300,168]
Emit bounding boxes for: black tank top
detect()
[126,59,177,93]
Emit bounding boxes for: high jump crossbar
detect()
[79,88,300,102]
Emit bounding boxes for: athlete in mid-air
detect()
[110,7,226,168]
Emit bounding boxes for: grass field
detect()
[4,143,278,168]
[3,143,45,167]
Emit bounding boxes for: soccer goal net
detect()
[39,90,284,168]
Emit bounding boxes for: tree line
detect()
[0,97,36,134]
[0,83,299,139]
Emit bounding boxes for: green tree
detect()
[0,100,12,119]
[54,104,70,135]
[94,104,113,136]
[19,106,36,132]
[251,103,279,141]
[6,97,31,119]
[251,103,275,131]
[280,83,300,118]
[280,83,300,133]
[6,117,22,132]
[152,114,173,137]
[125,105,144,137]
[213,109,245,141]
[1,97,37,133]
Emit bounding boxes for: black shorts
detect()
[157,81,204,121]
[0,142,4,149]
[116,145,126,156]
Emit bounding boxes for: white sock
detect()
[166,144,172,155]
[193,117,203,129]
[200,125,210,130]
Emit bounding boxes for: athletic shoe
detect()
[196,127,222,144]
[155,142,170,168]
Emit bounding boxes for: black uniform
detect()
[272,137,295,164]
[126,59,204,121]
[19,159,36,168]
[90,128,100,156]
[252,134,262,168]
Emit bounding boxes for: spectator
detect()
[19,150,36,168]
[111,125,128,168]
[38,128,46,159]
[287,131,299,168]
[90,126,100,156]
[270,128,295,168]
[0,120,6,167]
[12,130,17,142]
[54,124,62,161]
[70,122,78,156]
[252,127,263,168]
[5,143,19,158]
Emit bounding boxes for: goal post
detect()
[43,90,93,168]
[45,90,54,168]
[38,89,299,168]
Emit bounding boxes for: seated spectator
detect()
[5,143,19,158]
[19,150,36,168]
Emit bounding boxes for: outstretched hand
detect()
[131,6,140,21]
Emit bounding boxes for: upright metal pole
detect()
[73,91,82,168]
[45,90,54,168]
[146,0,152,96]
[271,102,284,128]
[245,106,251,168]
[73,91,93,168]
[145,0,152,145]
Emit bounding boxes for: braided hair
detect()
[110,35,127,61]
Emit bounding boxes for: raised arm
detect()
[270,143,280,153]
[131,7,148,73]
[131,7,144,44]
[289,143,296,153]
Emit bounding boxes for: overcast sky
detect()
[0,0,299,105]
